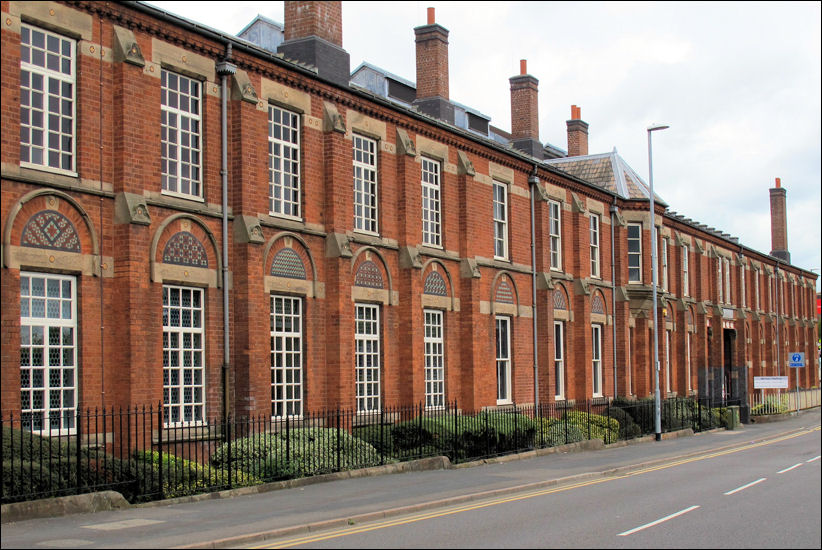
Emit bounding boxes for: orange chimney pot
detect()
[520,59,527,75]
[427,7,435,24]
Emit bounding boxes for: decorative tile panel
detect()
[162,231,208,268]
[423,271,448,296]
[271,248,306,280]
[592,294,606,314]
[354,260,384,289]
[553,289,567,310]
[495,279,514,304]
[21,210,81,253]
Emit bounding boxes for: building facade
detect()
[1,1,818,432]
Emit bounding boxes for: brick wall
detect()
[0,1,818,427]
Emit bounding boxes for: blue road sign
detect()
[788,352,805,368]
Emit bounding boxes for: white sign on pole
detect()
[788,352,805,368]
[753,376,789,389]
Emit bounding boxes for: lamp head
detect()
[647,123,670,132]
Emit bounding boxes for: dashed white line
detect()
[806,455,820,463]
[777,463,803,473]
[724,478,767,495]
[617,506,700,536]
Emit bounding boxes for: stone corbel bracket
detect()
[326,232,352,258]
[457,150,475,176]
[112,25,145,67]
[396,128,416,157]
[323,102,346,133]
[233,215,264,244]
[460,258,481,278]
[399,245,422,269]
[231,70,259,105]
[114,192,151,225]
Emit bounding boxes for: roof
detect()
[544,149,667,205]
[351,61,416,90]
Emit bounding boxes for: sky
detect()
[145,1,822,290]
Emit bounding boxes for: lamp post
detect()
[648,123,669,442]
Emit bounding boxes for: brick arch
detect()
[3,189,99,269]
[553,284,568,310]
[350,246,393,296]
[150,214,221,285]
[490,271,519,308]
[420,259,452,297]
[263,232,317,283]
[591,291,607,315]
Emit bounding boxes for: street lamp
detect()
[648,123,669,442]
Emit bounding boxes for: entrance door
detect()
[723,328,736,404]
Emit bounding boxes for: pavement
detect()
[1,408,820,549]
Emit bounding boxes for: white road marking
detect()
[806,455,820,463]
[724,477,767,495]
[777,463,803,473]
[82,518,164,531]
[618,505,700,536]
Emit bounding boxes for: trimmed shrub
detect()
[561,411,619,443]
[606,406,642,440]
[211,428,382,480]
[136,450,260,498]
[353,423,394,457]
[535,418,585,447]
[2,459,62,500]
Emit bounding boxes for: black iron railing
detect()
[2,396,728,505]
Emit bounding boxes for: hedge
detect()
[210,427,382,479]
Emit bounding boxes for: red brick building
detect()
[1,1,818,432]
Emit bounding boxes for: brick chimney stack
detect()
[278,1,350,87]
[769,177,790,263]
[413,7,454,123]
[509,59,543,159]
[566,105,589,157]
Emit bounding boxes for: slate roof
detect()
[543,149,667,206]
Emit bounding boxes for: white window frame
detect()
[268,105,301,219]
[549,200,562,271]
[740,262,746,308]
[682,245,689,297]
[161,69,202,200]
[661,238,669,292]
[355,303,381,412]
[20,272,78,434]
[421,157,442,248]
[686,331,692,392]
[493,181,509,260]
[592,324,603,397]
[270,295,303,419]
[723,257,731,305]
[590,214,600,279]
[717,258,724,303]
[19,24,76,175]
[755,269,760,311]
[627,223,642,283]
[495,316,512,404]
[162,284,205,427]
[424,309,445,409]
[353,134,378,234]
[553,321,565,400]
[665,330,671,394]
